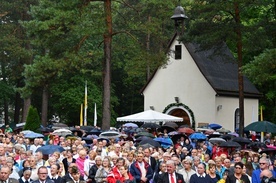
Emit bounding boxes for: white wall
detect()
[143,38,217,126]
[215,96,259,131]
[143,38,259,130]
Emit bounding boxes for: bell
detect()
[171,6,188,21]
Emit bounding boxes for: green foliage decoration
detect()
[162,103,195,129]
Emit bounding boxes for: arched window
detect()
[234,108,240,132]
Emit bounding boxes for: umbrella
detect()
[171,133,189,144]
[189,133,207,140]
[24,132,44,138]
[247,142,267,149]
[141,123,161,129]
[123,123,138,128]
[244,121,276,133]
[177,127,194,134]
[168,131,178,136]
[139,139,161,148]
[52,128,72,136]
[207,132,221,139]
[135,132,155,138]
[82,137,93,145]
[228,132,239,137]
[87,128,102,135]
[209,137,226,144]
[99,131,121,139]
[153,137,173,146]
[52,123,68,130]
[116,110,183,122]
[21,130,34,135]
[219,141,241,148]
[232,137,251,144]
[135,136,153,143]
[80,126,95,132]
[216,128,231,133]
[36,145,65,155]
[259,148,276,154]
[70,127,84,137]
[208,123,222,130]
[220,134,233,140]
[139,143,156,149]
[163,122,178,129]
[160,126,176,133]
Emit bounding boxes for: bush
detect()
[24,106,41,132]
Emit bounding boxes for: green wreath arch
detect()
[163,103,195,129]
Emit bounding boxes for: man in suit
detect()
[47,164,62,183]
[30,166,54,183]
[61,163,84,183]
[144,148,157,171]
[157,160,185,183]
[0,166,19,183]
[65,166,85,183]
[18,168,32,183]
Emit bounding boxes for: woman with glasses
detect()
[95,157,111,183]
[226,162,250,183]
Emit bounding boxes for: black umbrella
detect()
[248,142,267,149]
[161,125,176,133]
[86,128,102,135]
[259,148,276,154]
[208,133,222,139]
[220,134,233,140]
[219,141,241,148]
[80,126,95,132]
[139,139,161,148]
[141,123,161,129]
[232,137,251,144]
[135,136,153,143]
[171,133,189,144]
[135,132,155,138]
[163,122,178,128]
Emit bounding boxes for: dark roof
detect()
[141,35,262,98]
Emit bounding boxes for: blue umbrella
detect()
[36,145,65,155]
[154,137,173,146]
[189,132,207,140]
[208,123,222,130]
[24,132,44,138]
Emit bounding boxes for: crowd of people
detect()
[0,126,275,183]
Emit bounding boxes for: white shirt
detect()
[169,172,176,183]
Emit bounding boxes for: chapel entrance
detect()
[169,108,191,127]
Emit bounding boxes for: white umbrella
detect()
[117,110,183,122]
[52,128,72,136]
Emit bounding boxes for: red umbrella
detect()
[177,127,194,134]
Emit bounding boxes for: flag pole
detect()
[80,104,83,126]
[260,106,264,142]
[94,103,97,127]
[84,81,88,126]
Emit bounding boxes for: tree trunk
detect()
[234,2,244,137]
[41,85,49,127]
[101,0,112,130]
[13,91,22,124]
[22,97,31,122]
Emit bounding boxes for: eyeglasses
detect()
[259,163,266,165]
[39,173,48,174]
[235,167,242,169]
